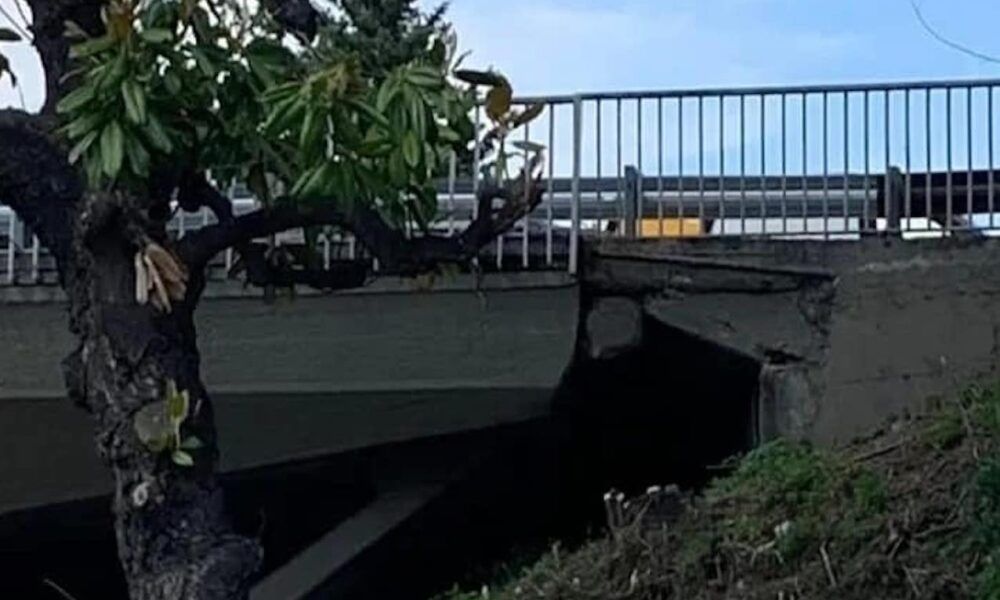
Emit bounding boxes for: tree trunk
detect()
[71,206,261,599]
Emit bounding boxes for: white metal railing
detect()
[7,77,1000,286]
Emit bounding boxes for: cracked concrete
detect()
[583,235,1000,444]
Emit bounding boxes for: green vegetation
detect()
[438,382,1000,599]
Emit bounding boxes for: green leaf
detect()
[121,80,147,125]
[298,108,320,152]
[172,450,194,467]
[69,35,115,59]
[376,80,399,112]
[191,47,216,77]
[68,129,99,165]
[164,71,182,95]
[133,401,172,453]
[96,52,127,92]
[407,66,442,89]
[166,383,190,423]
[63,110,103,139]
[124,131,150,176]
[99,121,124,179]
[344,97,390,129]
[263,94,304,134]
[290,164,327,199]
[409,97,427,137]
[402,131,421,168]
[139,28,173,44]
[438,124,461,144]
[180,436,204,450]
[0,28,21,42]
[144,113,174,153]
[388,151,408,187]
[56,83,96,114]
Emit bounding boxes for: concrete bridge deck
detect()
[0,274,578,516]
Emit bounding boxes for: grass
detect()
[435,381,1000,599]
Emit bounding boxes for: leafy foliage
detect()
[133,378,201,467]
[53,0,544,236]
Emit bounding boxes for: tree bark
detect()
[1,110,262,598]
[75,210,262,599]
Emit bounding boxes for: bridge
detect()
[6,77,1000,598]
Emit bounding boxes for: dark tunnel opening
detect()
[555,305,762,527]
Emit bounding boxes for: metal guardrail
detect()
[6,77,1000,286]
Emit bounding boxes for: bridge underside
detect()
[582,234,1000,444]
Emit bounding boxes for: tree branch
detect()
[177,162,545,287]
[24,0,105,115]
[0,110,82,282]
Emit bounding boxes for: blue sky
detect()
[3,0,1000,107]
[439,0,1000,96]
[4,0,1000,180]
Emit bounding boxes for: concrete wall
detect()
[0,277,578,514]
[584,236,1000,445]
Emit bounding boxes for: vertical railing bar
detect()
[494,102,503,269]
[521,120,531,268]
[617,97,623,235]
[224,180,235,272]
[884,90,891,234]
[495,224,504,270]
[720,95,726,235]
[906,89,912,230]
[760,94,766,234]
[926,88,932,233]
[472,105,481,217]
[864,91,870,233]
[822,91,829,239]
[31,234,39,282]
[991,86,996,230]
[468,102,479,281]
[570,95,582,275]
[699,95,705,236]
[658,97,664,237]
[947,88,953,233]
[781,93,787,234]
[637,98,644,237]
[447,150,457,235]
[679,97,685,232]
[5,214,14,284]
[546,105,554,266]
[968,86,974,230]
[802,92,809,233]
[596,99,602,234]
[843,91,850,233]
[740,94,746,235]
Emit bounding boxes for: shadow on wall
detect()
[555,295,762,518]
